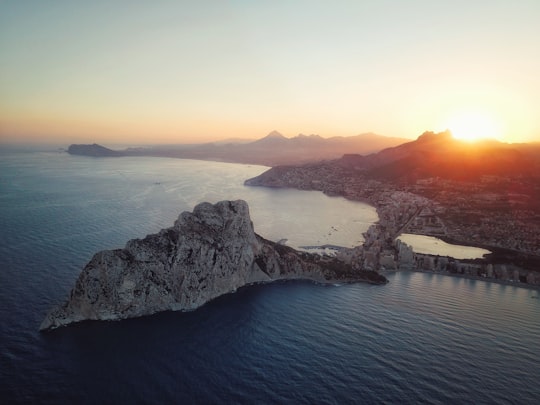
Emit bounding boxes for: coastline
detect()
[294,178,540,278]
[244,174,540,287]
[246,179,540,288]
[381,268,540,292]
[41,272,388,331]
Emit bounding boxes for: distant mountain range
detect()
[67,131,410,166]
[67,130,540,179]
[335,130,540,181]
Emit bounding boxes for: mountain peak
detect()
[251,131,288,146]
[265,130,286,139]
[295,133,323,140]
[417,130,453,143]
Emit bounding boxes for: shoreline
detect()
[248,180,540,285]
[381,268,540,292]
[42,273,388,332]
[317,185,540,273]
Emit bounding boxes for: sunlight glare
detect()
[445,110,503,142]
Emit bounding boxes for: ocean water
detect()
[1,150,539,404]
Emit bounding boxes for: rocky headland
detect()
[41,200,386,331]
[67,143,123,157]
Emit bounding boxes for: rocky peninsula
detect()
[41,200,386,331]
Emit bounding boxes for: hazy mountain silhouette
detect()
[67,131,539,177]
[169,131,410,165]
[336,131,540,181]
[67,143,123,157]
[68,131,409,166]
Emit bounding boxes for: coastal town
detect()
[245,160,540,287]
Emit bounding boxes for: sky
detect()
[1,0,539,145]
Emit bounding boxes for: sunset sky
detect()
[1,0,539,145]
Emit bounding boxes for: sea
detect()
[1,148,539,404]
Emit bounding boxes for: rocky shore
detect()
[41,200,386,331]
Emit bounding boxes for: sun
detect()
[444,110,503,142]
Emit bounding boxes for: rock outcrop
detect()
[41,200,386,331]
[68,143,123,157]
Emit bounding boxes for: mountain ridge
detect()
[66,131,410,166]
[334,131,540,181]
[66,130,540,172]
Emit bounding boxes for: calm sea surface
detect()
[1,150,539,404]
[398,233,491,259]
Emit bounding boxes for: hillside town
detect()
[245,162,540,286]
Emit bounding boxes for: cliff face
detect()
[41,200,385,331]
